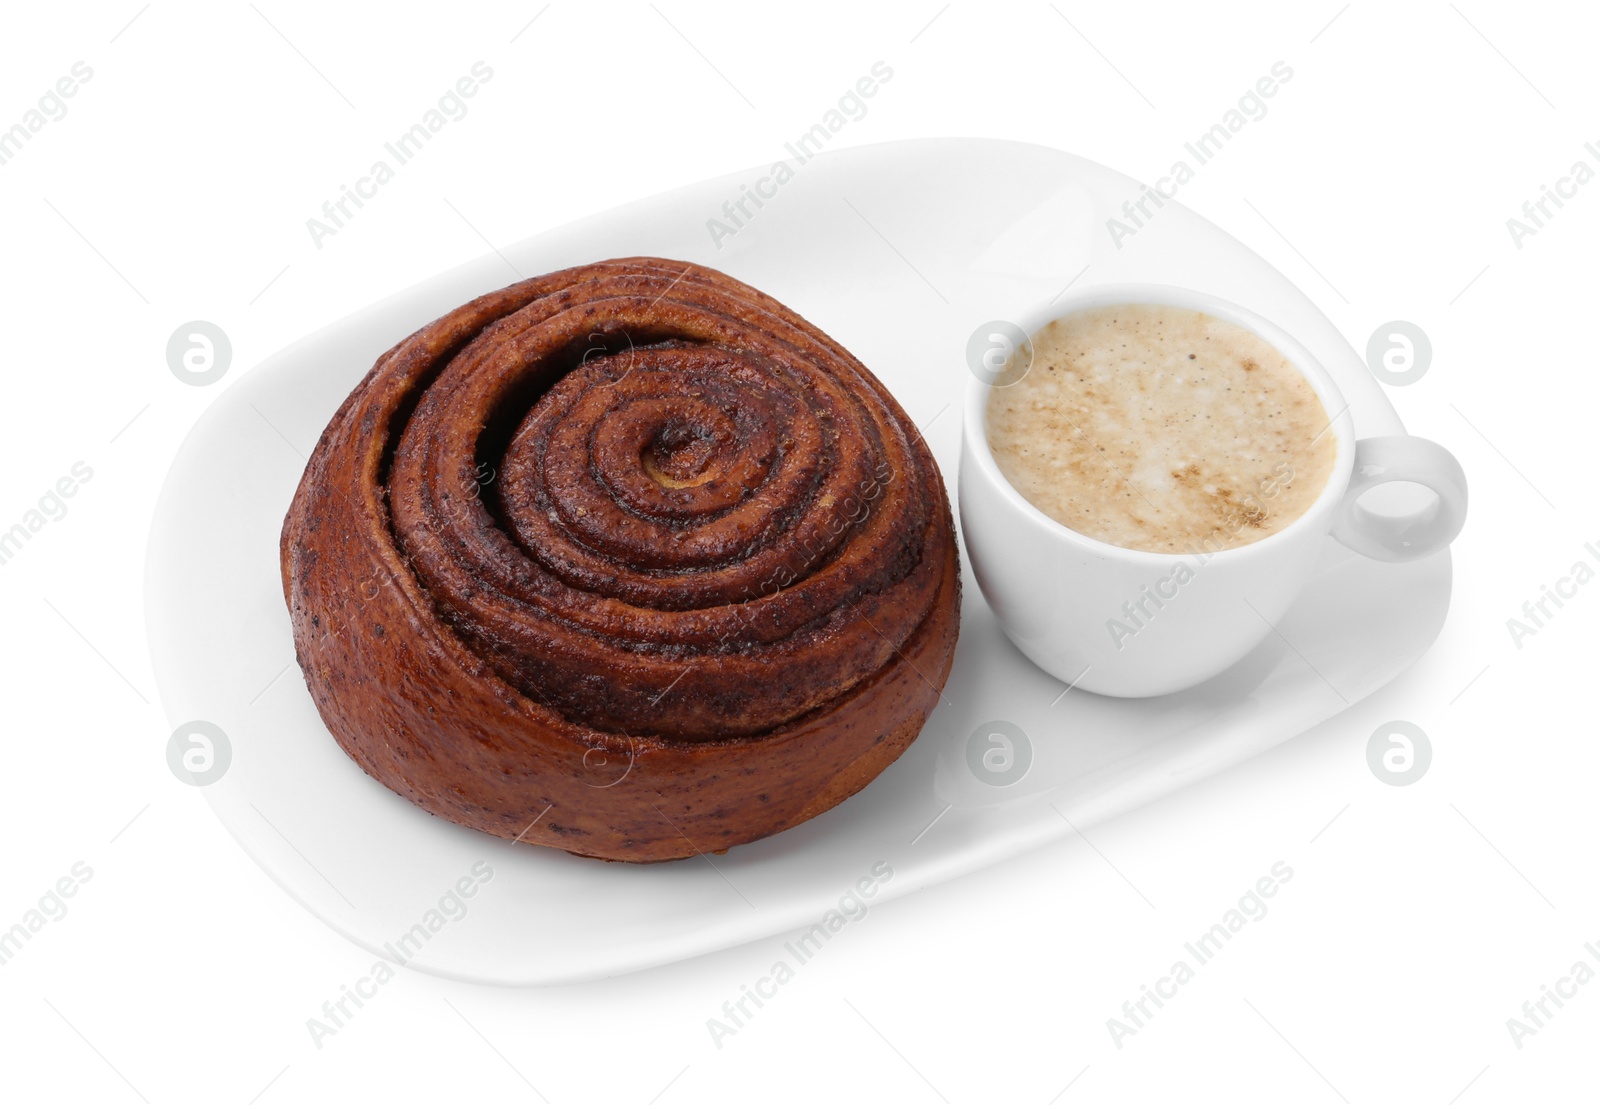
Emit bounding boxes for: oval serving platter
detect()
[146,138,1449,985]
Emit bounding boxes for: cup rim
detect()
[963,282,1359,565]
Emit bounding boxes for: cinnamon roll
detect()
[280,258,959,862]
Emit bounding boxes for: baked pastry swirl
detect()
[280,258,959,862]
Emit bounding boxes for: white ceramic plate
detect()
[145,138,1451,985]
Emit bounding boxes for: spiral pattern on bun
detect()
[282,258,959,862]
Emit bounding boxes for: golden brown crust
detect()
[280,258,959,862]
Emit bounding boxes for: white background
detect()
[1,1,1595,1105]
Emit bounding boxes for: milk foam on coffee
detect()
[985,304,1336,554]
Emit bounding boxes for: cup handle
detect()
[1329,435,1467,562]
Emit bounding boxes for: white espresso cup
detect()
[959,284,1468,698]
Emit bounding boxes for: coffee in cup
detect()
[984,304,1336,555]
